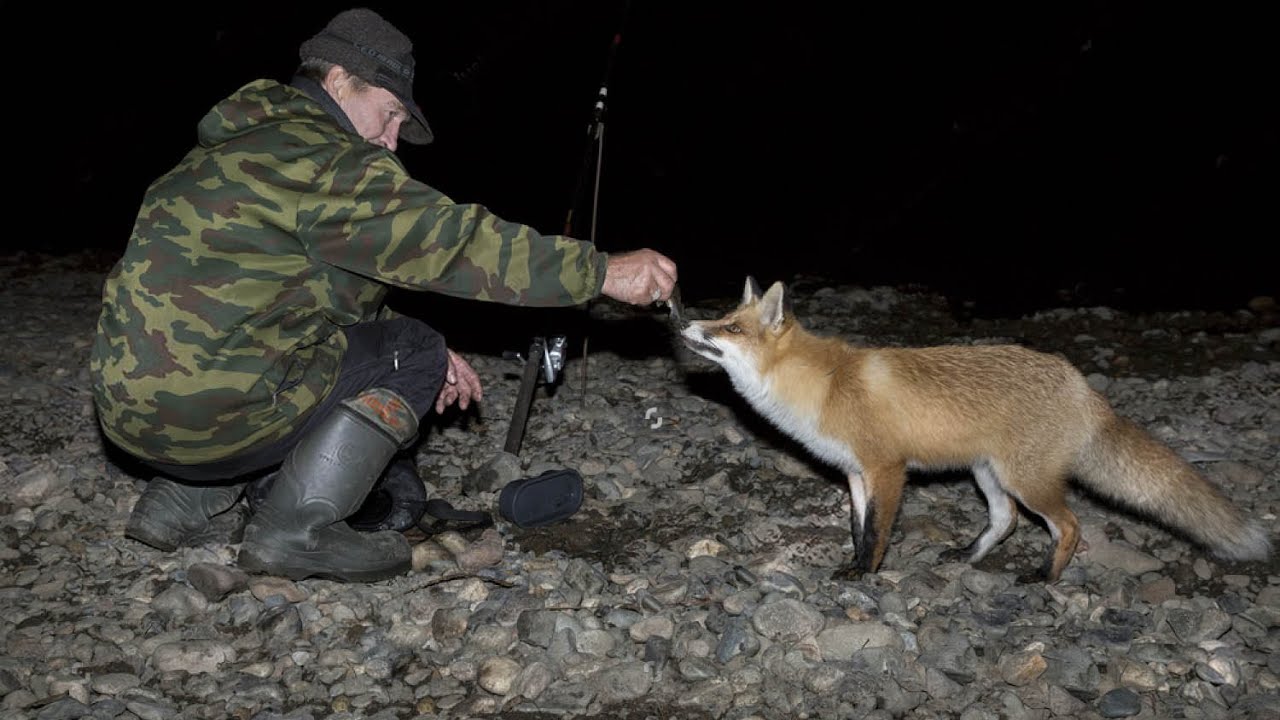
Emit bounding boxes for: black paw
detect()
[832,565,865,582]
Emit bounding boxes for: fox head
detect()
[679,276,794,379]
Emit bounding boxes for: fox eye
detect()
[725,323,742,334]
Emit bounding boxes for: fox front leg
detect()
[844,471,868,576]
[844,464,907,577]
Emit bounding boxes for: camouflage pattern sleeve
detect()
[298,147,607,308]
[89,79,608,466]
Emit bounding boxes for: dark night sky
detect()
[18,2,1279,316]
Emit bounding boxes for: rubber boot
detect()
[247,456,429,533]
[346,456,429,532]
[243,469,278,517]
[126,478,245,551]
[237,388,419,582]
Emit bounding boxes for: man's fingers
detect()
[455,355,483,401]
[639,252,676,303]
[436,349,483,415]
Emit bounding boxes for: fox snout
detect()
[680,323,723,359]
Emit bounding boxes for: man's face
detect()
[338,84,409,152]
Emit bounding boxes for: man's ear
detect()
[323,65,351,101]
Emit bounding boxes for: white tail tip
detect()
[1213,521,1272,562]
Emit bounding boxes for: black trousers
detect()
[146,317,449,484]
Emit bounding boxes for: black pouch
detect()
[498,468,584,528]
[417,498,492,534]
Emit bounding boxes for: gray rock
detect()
[752,598,825,641]
[35,698,91,720]
[151,583,210,619]
[463,450,521,493]
[678,656,719,681]
[592,661,652,704]
[125,699,176,720]
[924,667,964,701]
[1165,608,1233,644]
[643,636,672,667]
[477,656,522,695]
[186,562,248,602]
[816,621,903,660]
[151,640,237,674]
[517,609,560,648]
[563,557,608,595]
[678,678,737,717]
[917,627,978,683]
[0,667,21,695]
[87,698,128,720]
[90,672,142,695]
[257,603,303,643]
[716,617,761,663]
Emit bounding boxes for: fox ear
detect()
[759,281,787,331]
[742,276,763,305]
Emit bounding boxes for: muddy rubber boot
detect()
[237,388,419,582]
[126,478,246,551]
[347,457,429,532]
[249,457,429,534]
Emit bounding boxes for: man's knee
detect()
[388,318,448,374]
[398,318,447,355]
[359,318,450,419]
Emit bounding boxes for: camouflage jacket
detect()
[91,79,607,465]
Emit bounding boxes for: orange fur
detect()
[680,278,1270,581]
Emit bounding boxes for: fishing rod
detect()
[564,2,629,405]
[503,1,632,458]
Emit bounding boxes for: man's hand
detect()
[601,249,678,305]
[436,349,483,414]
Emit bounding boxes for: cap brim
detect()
[396,95,434,145]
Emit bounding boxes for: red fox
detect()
[678,277,1271,581]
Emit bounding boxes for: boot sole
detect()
[237,543,410,583]
[126,504,250,552]
[125,518,180,552]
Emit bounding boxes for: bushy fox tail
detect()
[1073,415,1271,562]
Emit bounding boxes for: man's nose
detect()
[376,128,396,151]
[384,118,403,152]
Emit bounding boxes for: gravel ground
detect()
[1,250,1277,720]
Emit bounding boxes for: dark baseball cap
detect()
[299,8,434,144]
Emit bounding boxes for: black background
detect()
[16,2,1279,316]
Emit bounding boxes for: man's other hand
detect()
[436,349,483,414]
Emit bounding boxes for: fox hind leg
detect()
[942,461,1020,565]
[1029,501,1080,583]
[997,462,1079,582]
